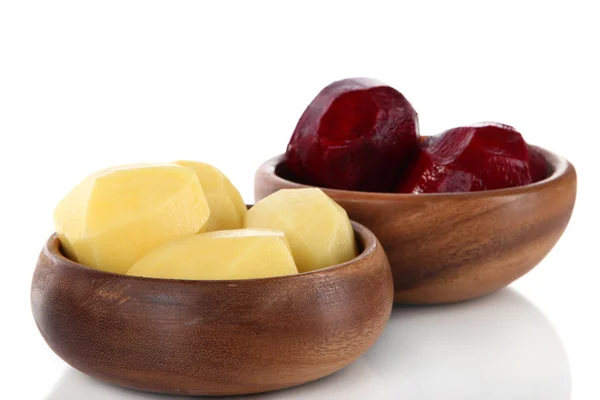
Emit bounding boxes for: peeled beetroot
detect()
[285,78,419,192]
[397,123,537,193]
[528,145,550,183]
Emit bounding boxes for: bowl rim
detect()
[42,220,379,285]
[259,145,575,200]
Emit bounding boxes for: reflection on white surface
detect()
[45,288,570,400]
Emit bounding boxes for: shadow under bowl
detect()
[31,221,393,396]
[254,146,577,304]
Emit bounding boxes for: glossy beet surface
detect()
[397,123,539,193]
[286,78,419,192]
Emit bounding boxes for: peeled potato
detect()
[173,160,246,232]
[245,188,357,273]
[126,229,298,280]
[53,163,210,274]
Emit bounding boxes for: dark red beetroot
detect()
[285,78,419,192]
[528,145,551,183]
[397,123,538,193]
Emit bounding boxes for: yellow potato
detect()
[245,188,357,273]
[53,163,210,274]
[173,160,246,232]
[126,229,298,280]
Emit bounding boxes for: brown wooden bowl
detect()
[31,221,393,397]
[255,147,577,304]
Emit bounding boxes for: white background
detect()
[0,1,598,399]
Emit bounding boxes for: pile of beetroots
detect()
[285,78,549,193]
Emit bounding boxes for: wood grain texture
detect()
[31,222,393,396]
[254,146,577,304]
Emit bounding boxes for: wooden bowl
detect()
[254,147,577,304]
[31,222,393,396]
